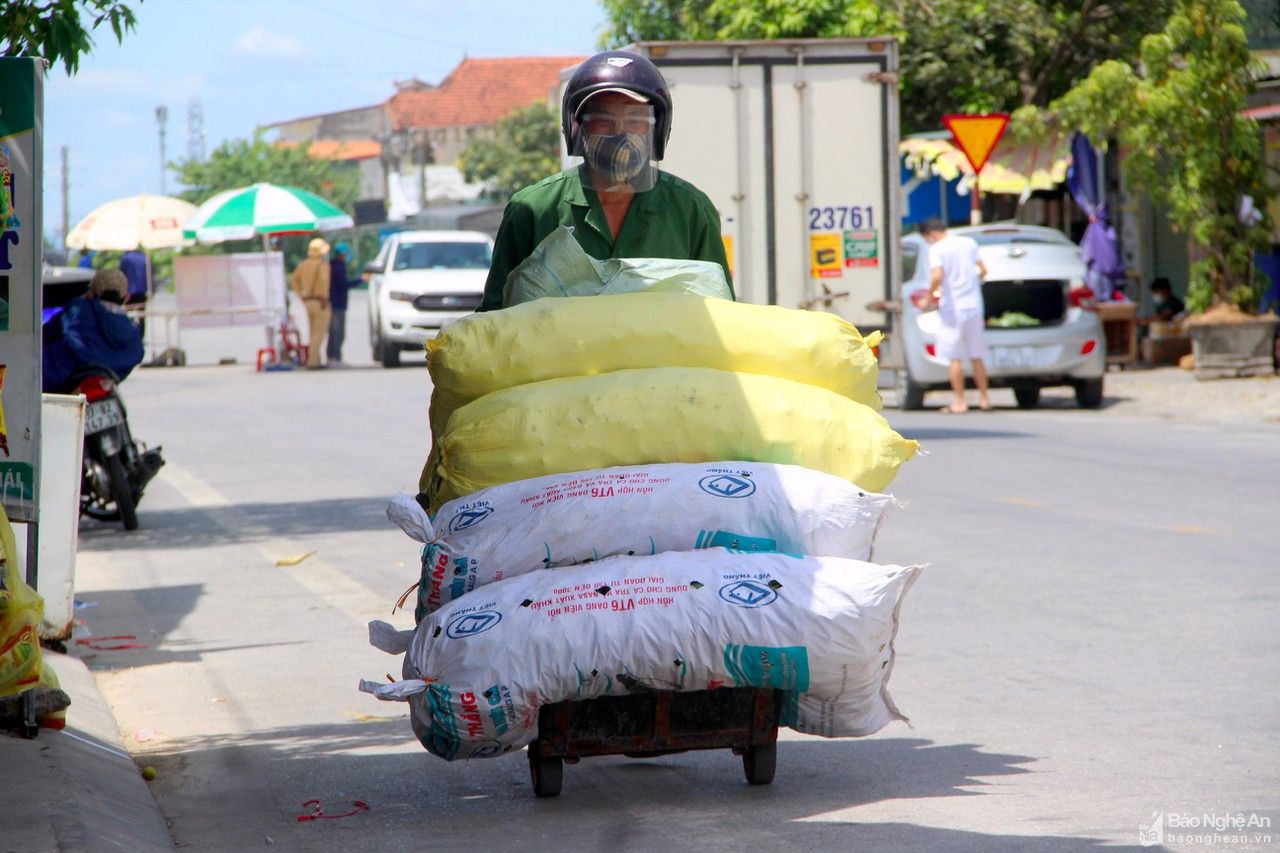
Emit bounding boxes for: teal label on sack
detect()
[723,644,811,693]
[482,683,513,738]
[426,685,500,759]
[695,530,778,553]
[448,562,472,603]
[724,645,808,726]
[426,684,461,759]
[420,545,477,618]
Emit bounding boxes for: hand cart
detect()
[526,686,782,797]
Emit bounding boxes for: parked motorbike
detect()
[64,365,165,530]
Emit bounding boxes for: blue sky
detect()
[41,0,605,243]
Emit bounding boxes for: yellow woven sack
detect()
[430,366,916,511]
[425,292,883,443]
[0,505,44,700]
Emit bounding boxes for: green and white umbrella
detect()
[181,182,352,243]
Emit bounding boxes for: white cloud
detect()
[47,68,207,102]
[232,27,308,60]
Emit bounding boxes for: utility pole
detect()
[187,98,205,161]
[155,105,169,194]
[60,145,69,247]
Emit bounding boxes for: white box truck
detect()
[561,39,901,345]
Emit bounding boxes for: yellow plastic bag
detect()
[426,292,883,444]
[0,505,44,700]
[429,367,916,511]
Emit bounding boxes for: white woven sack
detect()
[361,550,920,761]
[387,461,895,617]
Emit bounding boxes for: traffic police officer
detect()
[479,50,732,311]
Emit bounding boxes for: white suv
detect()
[365,230,493,367]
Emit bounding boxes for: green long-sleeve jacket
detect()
[479,166,733,311]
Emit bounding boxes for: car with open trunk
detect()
[896,224,1107,410]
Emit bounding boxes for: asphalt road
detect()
[71,297,1278,851]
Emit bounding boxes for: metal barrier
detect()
[127,305,299,369]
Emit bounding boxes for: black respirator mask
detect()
[574,103,658,192]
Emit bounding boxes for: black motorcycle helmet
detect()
[562,50,673,160]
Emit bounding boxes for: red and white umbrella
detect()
[66,193,197,250]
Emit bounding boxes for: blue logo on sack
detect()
[446,610,503,638]
[718,580,778,608]
[699,474,756,499]
[448,506,493,533]
[470,739,504,758]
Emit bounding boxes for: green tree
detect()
[1022,0,1267,311]
[171,133,360,211]
[600,0,896,45]
[892,0,1174,132]
[600,0,1171,132]
[0,0,139,75]
[459,102,563,201]
[599,0,713,43]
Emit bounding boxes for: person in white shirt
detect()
[922,219,991,413]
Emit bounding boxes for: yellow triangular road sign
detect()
[943,113,1010,174]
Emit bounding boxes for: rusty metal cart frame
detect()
[526,686,783,797]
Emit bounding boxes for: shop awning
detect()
[900,134,1071,195]
[1242,103,1280,121]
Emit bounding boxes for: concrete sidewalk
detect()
[1090,364,1280,425]
[900,363,1280,426]
[1,652,175,852]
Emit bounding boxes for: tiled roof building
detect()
[388,56,584,132]
[266,55,584,220]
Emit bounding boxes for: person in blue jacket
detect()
[43,269,144,393]
[326,241,355,366]
[118,249,149,337]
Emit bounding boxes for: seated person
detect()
[1140,277,1185,326]
[43,269,144,393]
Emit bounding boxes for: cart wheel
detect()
[529,750,563,798]
[742,743,776,785]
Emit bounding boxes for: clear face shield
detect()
[572,102,658,193]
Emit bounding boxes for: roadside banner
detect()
[0,58,44,523]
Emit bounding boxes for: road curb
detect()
[0,651,175,852]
